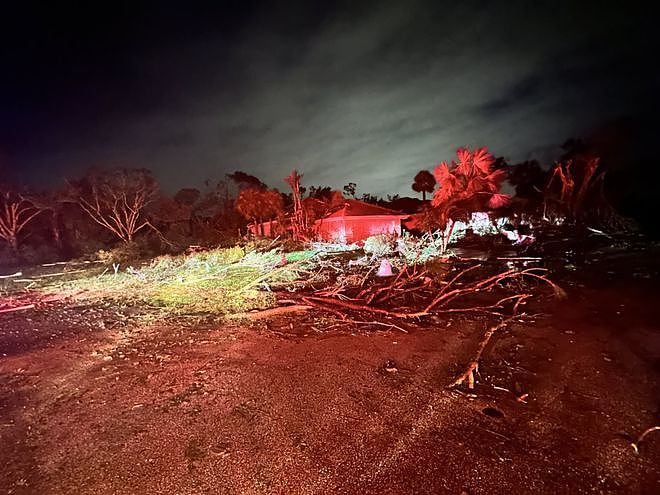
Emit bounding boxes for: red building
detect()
[314,200,409,243]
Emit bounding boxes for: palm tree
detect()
[412,170,436,201]
[431,147,508,252]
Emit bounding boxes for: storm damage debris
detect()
[303,259,563,321]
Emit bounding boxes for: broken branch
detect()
[447,318,512,389]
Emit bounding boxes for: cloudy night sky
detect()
[1,1,657,198]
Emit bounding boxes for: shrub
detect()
[363,234,396,258]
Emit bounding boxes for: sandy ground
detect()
[1,265,660,494]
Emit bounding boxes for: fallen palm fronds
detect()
[1,239,564,326]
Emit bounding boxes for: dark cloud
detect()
[1,1,656,197]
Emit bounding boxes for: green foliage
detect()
[150,266,275,313]
[96,242,142,264]
[60,246,315,315]
[395,228,467,264]
[363,234,396,258]
[284,250,317,262]
[395,232,445,264]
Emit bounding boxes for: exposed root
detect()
[301,296,348,320]
[307,264,557,320]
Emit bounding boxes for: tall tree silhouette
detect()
[226,171,266,191]
[546,155,602,222]
[343,182,357,198]
[412,170,436,201]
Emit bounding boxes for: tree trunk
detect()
[440,219,454,254]
[8,234,18,254]
[51,211,63,250]
[422,191,427,201]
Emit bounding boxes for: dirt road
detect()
[1,277,660,494]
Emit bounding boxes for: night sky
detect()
[1,1,657,199]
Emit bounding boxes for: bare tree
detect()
[0,189,44,252]
[72,168,158,244]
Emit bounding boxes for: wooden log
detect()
[228,304,313,320]
[0,304,35,314]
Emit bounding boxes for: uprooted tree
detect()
[0,188,44,252]
[430,147,509,252]
[71,168,159,244]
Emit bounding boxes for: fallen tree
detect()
[302,263,564,320]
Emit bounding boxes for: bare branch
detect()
[72,168,158,244]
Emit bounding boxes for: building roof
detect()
[324,199,407,218]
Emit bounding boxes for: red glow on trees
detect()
[0,190,43,252]
[546,156,602,221]
[430,147,509,251]
[284,170,307,241]
[235,188,284,236]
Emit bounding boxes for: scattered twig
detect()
[239,258,308,292]
[496,257,542,261]
[448,318,512,389]
[305,295,412,318]
[0,304,35,314]
[0,271,22,279]
[476,425,512,441]
[631,426,660,454]
[40,269,89,278]
[345,319,409,333]
[301,296,348,319]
